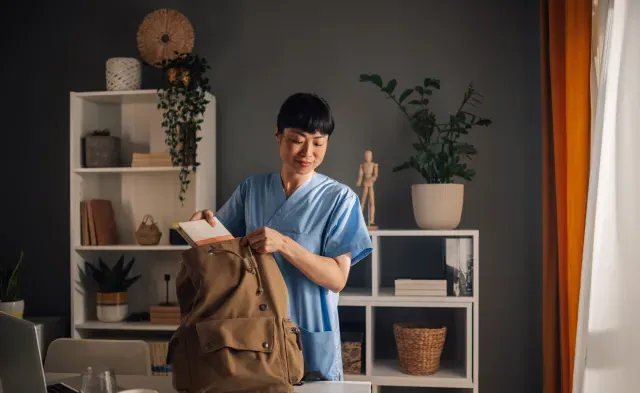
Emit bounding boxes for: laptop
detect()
[0,312,77,393]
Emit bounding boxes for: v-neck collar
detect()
[265,172,322,226]
[277,172,317,200]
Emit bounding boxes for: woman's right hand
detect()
[189,209,216,227]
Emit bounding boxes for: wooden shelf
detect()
[369,229,478,237]
[72,89,214,104]
[370,359,471,388]
[75,245,190,251]
[73,167,183,174]
[72,89,161,104]
[339,287,472,307]
[376,287,474,304]
[76,321,178,331]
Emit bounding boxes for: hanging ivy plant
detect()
[156,52,211,204]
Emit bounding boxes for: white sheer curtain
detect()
[573,0,640,392]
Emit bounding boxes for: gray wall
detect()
[1,1,541,392]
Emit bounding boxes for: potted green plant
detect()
[359,73,492,229]
[85,255,141,323]
[0,251,24,318]
[157,52,211,204]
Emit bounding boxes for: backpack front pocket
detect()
[194,316,286,392]
[282,318,304,385]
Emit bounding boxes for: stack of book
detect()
[149,305,181,325]
[131,152,173,167]
[394,279,447,297]
[80,199,117,245]
[146,340,172,376]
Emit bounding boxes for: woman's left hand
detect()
[241,226,287,254]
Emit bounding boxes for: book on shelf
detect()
[175,218,234,247]
[146,340,172,376]
[80,199,117,246]
[131,152,173,167]
[443,238,474,296]
[394,279,447,297]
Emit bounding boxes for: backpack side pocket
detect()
[282,318,305,385]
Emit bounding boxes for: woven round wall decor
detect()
[137,8,195,67]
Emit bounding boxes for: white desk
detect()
[45,373,371,393]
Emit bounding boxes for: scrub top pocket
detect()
[299,327,342,381]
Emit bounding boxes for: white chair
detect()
[43,338,152,376]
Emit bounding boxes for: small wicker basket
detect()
[393,323,447,375]
[135,214,162,245]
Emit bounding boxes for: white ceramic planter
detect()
[96,292,128,322]
[0,299,25,318]
[411,184,464,230]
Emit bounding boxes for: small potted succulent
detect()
[0,251,25,318]
[85,255,141,322]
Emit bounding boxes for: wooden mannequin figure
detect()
[356,150,379,229]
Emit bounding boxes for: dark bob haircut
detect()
[276,93,335,136]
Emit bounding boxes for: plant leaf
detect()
[5,251,24,300]
[359,73,383,88]
[381,79,397,94]
[392,161,412,172]
[85,262,104,287]
[113,255,125,277]
[398,89,413,103]
[423,78,441,89]
[123,275,142,291]
[122,257,136,278]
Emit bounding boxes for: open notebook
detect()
[176,218,235,247]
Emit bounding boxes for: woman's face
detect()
[276,127,328,176]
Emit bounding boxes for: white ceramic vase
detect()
[0,299,25,318]
[411,184,464,229]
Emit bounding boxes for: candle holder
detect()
[149,273,181,325]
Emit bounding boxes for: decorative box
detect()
[83,130,121,168]
[341,331,364,375]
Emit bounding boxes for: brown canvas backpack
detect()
[167,238,305,393]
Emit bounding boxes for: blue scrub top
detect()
[214,172,373,381]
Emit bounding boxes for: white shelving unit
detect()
[69,89,216,340]
[340,230,479,393]
[68,90,478,393]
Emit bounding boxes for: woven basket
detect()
[106,57,142,91]
[135,214,162,245]
[393,323,447,375]
[136,8,195,67]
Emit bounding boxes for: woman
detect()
[189,92,373,381]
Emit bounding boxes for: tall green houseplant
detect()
[157,52,211,204]
[359,73,493,229]
[359,73,492,183]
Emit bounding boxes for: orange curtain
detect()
[540,1,592,393]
